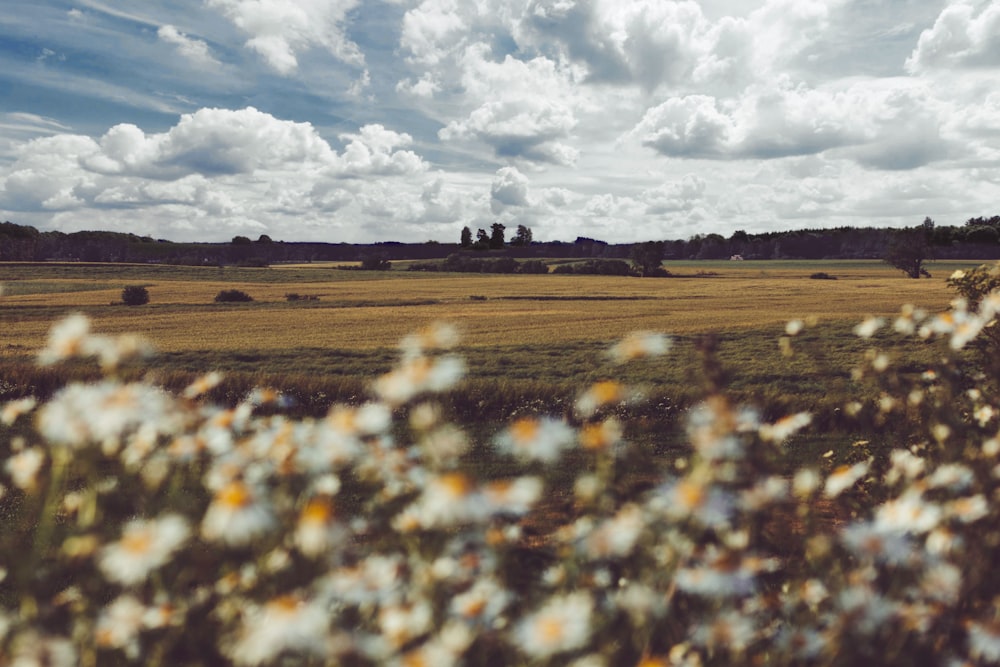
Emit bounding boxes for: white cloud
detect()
[642,175,706,214]
[490,166,531,214]
[205,0,364,74]
[630,78,958,169]
[333,124,427,177]
[438,49,584,164]
[0,108,441,242]
[158,25,220,68]
[906,0,1000,72]
[79,107,335,178]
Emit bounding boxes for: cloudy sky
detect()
[1,0,999,243]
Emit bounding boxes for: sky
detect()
[1,1,999,244]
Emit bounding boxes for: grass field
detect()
[0,259,981,424]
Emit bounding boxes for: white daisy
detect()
[231,594,331,666]
[514,592,593,659]
[201,480,276,546]
[98,514,190,585]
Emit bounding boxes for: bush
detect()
[214,289,253,303]
[121,285,149,306]
[285,293,319,302]
[809,272,837,280]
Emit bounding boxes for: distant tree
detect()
[631,241,666,277]
[460,226,473,248]
[884,220,933,278]
[360,254,392,271]
[489,223,506,249]
[510,225,533,246]
[256,234,273,243]
[474,229,490,250]
[121,285,149,306]
[214,289,254,302]
[231,235,252,245]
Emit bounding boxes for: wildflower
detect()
[840,521,915,566]
[824,460,870,497]
[579,504,645,559]
[374,354,465,405]
[785,319,804,336]
[407,472,487,528]
[514,592,593,659]
[836,583,897,635]
[400,322,459,357]
[183,371,224,399]
[230,594,331,666]
[875,490,942,534]
[4,447,45,492]
[675,550,778,598]
[321,555,405,608]
[690,609,757,652]
[379,599,434,649]
[95,595,147,659]
[328,402,392,436]
[449,577,510,625]
[420,423,469,466]
[494,417,574,463]
[608,331,671,363]
[793,468,821,497]
[98,514,190,585]
[686,397,756,460]
[482,476,543,515]
[945,495,990,523]
[37,313,93,365]
[201,480,275,546]
[740,475,789,510]
[1,396,36,426]
[926,463,974,491]
[37,380,181,451]
[576,380,632,418]
[853,316,884,339]
[758,412,811,443]
[578,417,623,451]
[920,562,962,604]
[885,449,925,485]
[651,477,733,528]
[6,631,76,667]
[295,496,346,559]
[966,619,1000,663]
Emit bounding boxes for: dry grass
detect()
[1,262,963,354]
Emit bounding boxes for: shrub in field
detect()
[4,287,1000,665]
[809,271,837,280]
[214,289,253,303]
[285,293,319,302]
[121,285,149,306]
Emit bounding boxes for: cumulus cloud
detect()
[490,166,530,214]
[629,95,733,158]
[0,108,441,242]
[438,49,583,164]
[158,25,220,68]
[205,0,364,73]
[642,175,707,214]
[333,125,427,178]
[630,79,955,169]
[79,107,335,178]
[906,1,1000,72]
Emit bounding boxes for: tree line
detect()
[2,217,1000,268]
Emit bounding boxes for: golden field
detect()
[0,260,970,355]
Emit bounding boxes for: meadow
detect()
[3,258,1000,665]
[0,259,971,421]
